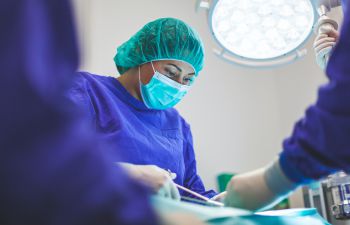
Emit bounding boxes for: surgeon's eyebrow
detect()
[167,63,182,72]
[167,63,195,75]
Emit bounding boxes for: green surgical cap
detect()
[114,17,204,75]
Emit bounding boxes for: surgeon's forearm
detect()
[224,158,299,211]
[159,213,208,225]
[118,162,138,176]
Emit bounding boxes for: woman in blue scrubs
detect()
[68,18,216,200]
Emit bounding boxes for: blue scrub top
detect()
[67,72,216,198]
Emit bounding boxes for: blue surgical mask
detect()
[139,62,190,110]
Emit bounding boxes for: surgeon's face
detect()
[140,60,196,86]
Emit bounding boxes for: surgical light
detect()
[197,0,317,68]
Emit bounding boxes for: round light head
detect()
[210,0,315,60]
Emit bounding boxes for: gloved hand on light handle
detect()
[314,18,339,70]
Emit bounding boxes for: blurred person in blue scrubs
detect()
[0,1,207,224]
[0,1,160,224]
[223,0,350,211]
[67,18,216,200]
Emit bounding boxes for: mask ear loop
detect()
[150,61,156,73]
[138,65,141,85]
[149,60,161,81]
[138,65,150,108]
[139,62,155,86]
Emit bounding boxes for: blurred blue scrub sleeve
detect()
[342,0,348,14]
[280,0,350,184]
[67,72,216,199]
[0,1,158,225]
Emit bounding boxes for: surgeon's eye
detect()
[183,77,195,85]
[164,68,179,78]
